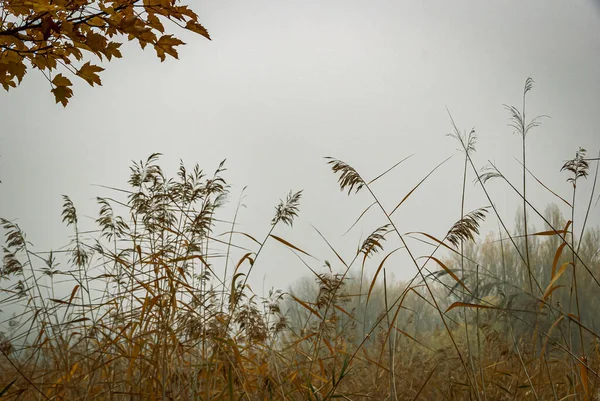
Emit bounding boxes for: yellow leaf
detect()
[87,16,105,27]
[52,73,72,87]
[73,41,92,53]
[51,85,73,106]
[31,54,57,70]
[136,28,157,48]
[154,34,184,61]
[77,61,104,86]
[60,20,75,36]
[147,13,165,33]
[85,32,108,53]
[185,19,210,39]
[65,45,83,61]
[0,50,23,65]
[99,3,116,15]
[176,5,196,19]
[103,42,122,60]
[7,61,26,84]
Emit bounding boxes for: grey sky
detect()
[1,0,599,295]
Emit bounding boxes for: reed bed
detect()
[1,78,599,400]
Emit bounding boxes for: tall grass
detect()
[1,79,599,400]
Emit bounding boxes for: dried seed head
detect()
[446,207,489,248]
[272,190,302,227]
[326,157,365,195]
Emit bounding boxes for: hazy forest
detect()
[1,1,600,400]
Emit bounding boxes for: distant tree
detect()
[0,0,210,106]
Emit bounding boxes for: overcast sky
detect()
[1,0,599,296]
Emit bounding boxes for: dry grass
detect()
[1,79,600,400]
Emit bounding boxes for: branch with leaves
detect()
[0,0,210,105]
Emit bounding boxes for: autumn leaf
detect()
[31,2,59,13]
[185,20,210,39]
[85,32,108,55]
[0,56,27,88]
[147,13,165,33]
[31,54,58,70]
[65,46,84,62]
[104,42,123,61]
[12,62,26,84]
[51,73,73,106]
[0,78,17,91]
[77,62,104,86]
[0,50,23,64]
[52,74,72,87]
[87,17,106,27]
[41,16,61,40]
[4,2,30,15]
[98,3,116,16]
[154,35,185,61]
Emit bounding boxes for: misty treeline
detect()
[1,78,599,399]
[284,204,600,353]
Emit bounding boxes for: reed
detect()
[1,80,599,400]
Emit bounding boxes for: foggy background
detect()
[1,0,599,296]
